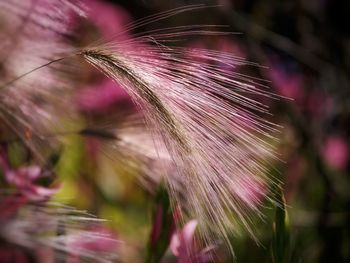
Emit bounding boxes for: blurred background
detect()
[51,0,350,262]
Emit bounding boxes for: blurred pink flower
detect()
[322,136,349,170]
[85,0,131,40]
[77,78,133,113]
[77,0,134,113]
[0,150,58,201]
[67,226,119,263]
[267,62,305,103]
[4,166,58,201]
[170,220,212,263]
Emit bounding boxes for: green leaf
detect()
[271,187,291,263]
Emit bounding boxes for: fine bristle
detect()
[0,196,120,262]
[81,32,280,246]
[0,1,281,257]
[0,0,84,161]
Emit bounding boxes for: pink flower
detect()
[267,60,305,103]
[322,136,349,170]
[76,1,135,113]
[67,226,119,263]
[77,78,133,113]
[84,0,131,40]
[0,150,58,201]
[170,220,212,263]
[4,166,59,201]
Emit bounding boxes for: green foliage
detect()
[271,188,299,263]
[8,142,28,168]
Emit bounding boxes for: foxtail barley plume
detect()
[0,197,120,262]
[0,0,281,258]
[81,6,280,247]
